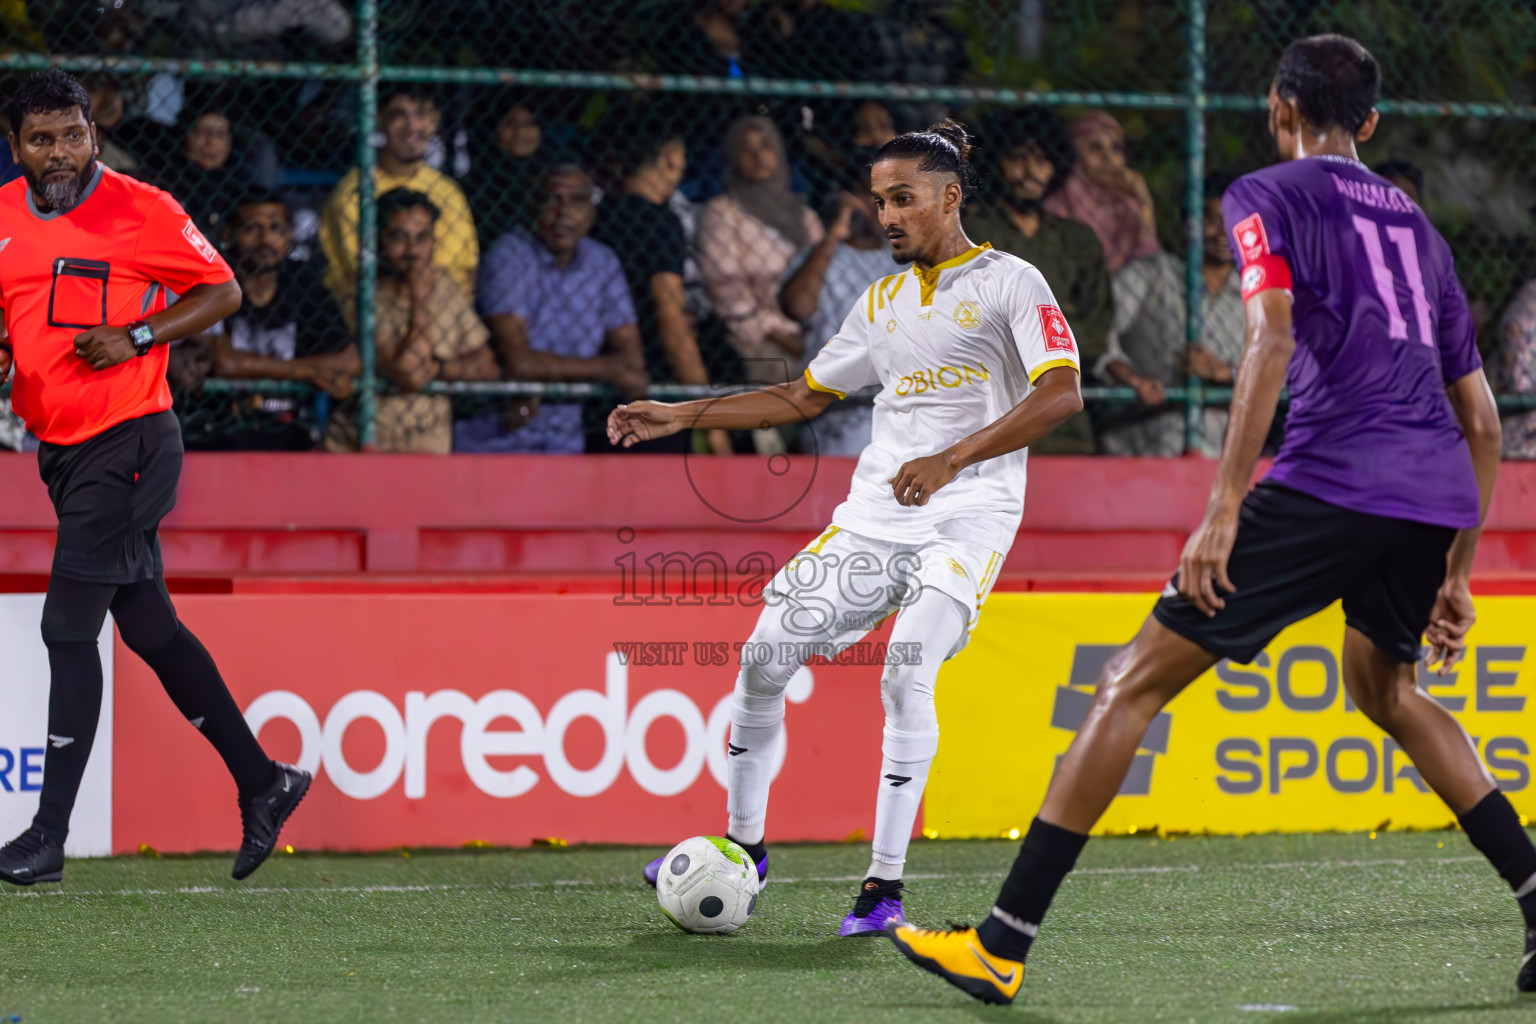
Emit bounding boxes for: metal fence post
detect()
[1183,0,1207,455]
[356,0,379,449]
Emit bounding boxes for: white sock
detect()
[866,588,964,880]
[868,725,940,880]
[725,718,782,845]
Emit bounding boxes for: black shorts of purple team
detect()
[1154,482,1456,665]
[36,410,182,585]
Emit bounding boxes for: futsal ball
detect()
[655,835,759,934]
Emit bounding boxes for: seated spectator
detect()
[81,73,139,172]
[967,106,1112,453]
[202,194,358,450]
[592,121,731,454]
[464,91,568,249]
[1376,157,1424,205]
[455,166,647,455]
[1184,171,1246,455]
[1097,173,1246,457]
[323,189,498,453]
[1044,111,1160,274]
[1497,275,1536,459]
[320,85,478,298]
[779,183,900,455]
[697,114,824,383]
[803,99,897,200]
[147,109,252,237]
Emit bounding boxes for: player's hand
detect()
[1424,577,1475,675]
[607,400,683,448]
[73,325,136,370]
[1177,506,1239,617]
[889,451,959,507]
[0,342,11,380]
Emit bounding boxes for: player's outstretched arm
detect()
[74,280,243,371]
[1178,288,1295,617]
[606,376,836,448]
[887,365,1083,507]
[1425,369,1501,673]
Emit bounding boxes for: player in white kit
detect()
[607,121,1084,935]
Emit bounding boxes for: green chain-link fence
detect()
[1,0,1535,456]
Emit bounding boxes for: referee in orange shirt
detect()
[0,70,309,885]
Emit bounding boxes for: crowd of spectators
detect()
[0,0,1533,458]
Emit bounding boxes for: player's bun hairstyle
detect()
[873,119,975,203]
[5,68,92,137]
[1273,34,1381,135]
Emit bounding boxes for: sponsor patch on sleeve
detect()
[1037,304,1075,353]
[182,219,218,263]
[1232,213,1291,300]
[1232,213,1272,266]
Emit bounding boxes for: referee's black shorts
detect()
[1153,482,1456,665]
[37,410,182,586]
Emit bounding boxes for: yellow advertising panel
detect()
[928,594,1534,837]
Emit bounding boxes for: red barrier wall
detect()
[3,453,1536,582]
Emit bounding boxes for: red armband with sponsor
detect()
[1232,212,1293,300]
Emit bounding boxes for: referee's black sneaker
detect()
[1519,927,1536,992]
[0,827,64,886]
[233,762,311,881]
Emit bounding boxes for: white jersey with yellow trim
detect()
[803,242,1080,552]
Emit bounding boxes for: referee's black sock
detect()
[975,817,1088,962]
[1458,789,1536,929]
[112,578,274,797]
[33,576,116,843]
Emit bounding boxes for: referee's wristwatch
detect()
[126,320,156,358]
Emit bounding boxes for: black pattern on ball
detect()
[747,892,758,917]
[699,895,725,918]
[670,854,690,875]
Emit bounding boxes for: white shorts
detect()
[761,523,1006,660]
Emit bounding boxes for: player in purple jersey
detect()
[888,34,1536,1003]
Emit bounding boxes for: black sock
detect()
[1458,790,1536,929]
[976,817,1089,961]
[32,576,117,843]
[32,642,104,842]
[727,834,768,868]
[112,578,274,797]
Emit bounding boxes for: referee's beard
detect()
[26,158,95,214]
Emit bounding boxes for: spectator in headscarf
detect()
[1044,111,1160,274]
[147,109,253,239]
[696,114,824,383]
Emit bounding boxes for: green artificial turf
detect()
[0,831,1531,1023]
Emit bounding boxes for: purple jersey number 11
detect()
[1352,214,1434,347]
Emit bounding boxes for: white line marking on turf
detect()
[1236,1005,1299,1012]
[0,855,1487,899]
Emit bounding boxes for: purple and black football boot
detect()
[838,877,905,936]
[645,835,769,890]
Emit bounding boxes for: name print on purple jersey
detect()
[1332,174,1417,215]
